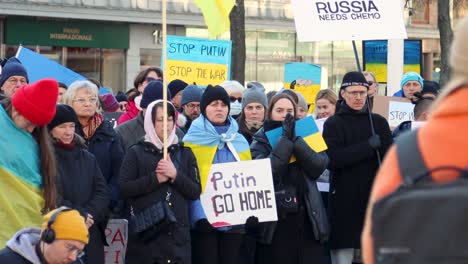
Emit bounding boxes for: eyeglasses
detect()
[7,77,27,85]
[230,97,242,103]
[185,103,200,110]
[64,243,85,258]
[345,90,367,98]
[73,98,98,105]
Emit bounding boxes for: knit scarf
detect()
[143,100,178,149]
[245,119,264,130]
[81,113,103,140]
[183,115,251,192]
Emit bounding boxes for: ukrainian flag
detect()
[0,106,44,247]
[195,0,235,37]
[266,116,327,163]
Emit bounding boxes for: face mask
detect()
[230,101,242,116]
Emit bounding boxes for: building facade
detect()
[0,0,466,92]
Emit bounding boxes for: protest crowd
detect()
[0,13,467,264]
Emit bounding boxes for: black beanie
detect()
[200,85,230,118]
[48,104,78,130]
[340,71,370,90]
[168,79,188,97]
[140,80,172,109]
[422,80,440,97]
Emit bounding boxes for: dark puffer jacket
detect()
[54,135,110,264]
[323,103,392,250]
[77,120,124,215]
[250,128,329,242]
[119,141,201,264]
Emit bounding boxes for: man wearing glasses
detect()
[0,208,89,264]
[178,84,203,133]
[322,71,392,264]
[0,58,29,100]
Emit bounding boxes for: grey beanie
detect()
[242,87,268,109]
[247,81,265,93]
[295,91,308,111]
[181,84,203,106]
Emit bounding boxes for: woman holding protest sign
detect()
[183,85,252,264]
[250,93,329,264]
[119,100,201,264]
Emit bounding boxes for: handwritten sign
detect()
[373,95,414,129]
[104,219,128,264]
[291,0,407,42]
[165,36,232,86]
[284,63,322,109]
[200,159,277,227]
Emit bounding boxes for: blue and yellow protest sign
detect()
[265,116,327,163]
[16,47,85,86]
[363,40,422,83]
[165,36,232,86]
[284,62,322,110]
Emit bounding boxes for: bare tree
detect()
[438,0,453,87]
[229,0,246,83]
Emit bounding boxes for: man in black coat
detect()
[323,71,392,264]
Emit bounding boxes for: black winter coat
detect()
[77,120,124,214]
[119,141,201,264]
[250,128,328,243]
[54,136,110,264]
[323,103,392,249]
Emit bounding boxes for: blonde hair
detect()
[315,89,338,105]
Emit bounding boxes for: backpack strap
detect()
[396,130,429,186]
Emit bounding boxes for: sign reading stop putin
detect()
[164,35,232,86]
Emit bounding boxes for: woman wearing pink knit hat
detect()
[0,78,59,247]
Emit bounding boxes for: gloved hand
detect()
[368,134,381,149]
[194,219,214,233]
[282,113,296,140]
[245,216,261,238]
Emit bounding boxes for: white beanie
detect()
[219,80,245,95]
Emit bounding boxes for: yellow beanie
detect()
[41,209,89,244]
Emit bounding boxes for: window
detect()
[411,0,430,24]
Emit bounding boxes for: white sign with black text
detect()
[291,0,407,42]
[200,159,278,227]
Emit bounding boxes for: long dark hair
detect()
[267,93,298,120]
[2,99,57,213]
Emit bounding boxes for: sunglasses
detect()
[230,96,242,103]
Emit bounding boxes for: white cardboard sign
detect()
[200,159,278,227]
[291,0,407,42]
[388,101,415,128]
[104,219,128,264]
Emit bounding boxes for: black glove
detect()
[245,216,261,238]
[282,113,296,140]
[368,134,381,149]
[194,219,214,233]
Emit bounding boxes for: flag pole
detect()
[162,0,168,160]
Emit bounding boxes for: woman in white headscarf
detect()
[119,100,201,264]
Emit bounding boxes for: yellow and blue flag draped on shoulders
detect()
[195,0,235,38]
[266,116,327,163]
[183,115,251,227]
[0,105,44,247]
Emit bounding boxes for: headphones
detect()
[41,206,72,244]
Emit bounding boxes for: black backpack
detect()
[372,130,468,264]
